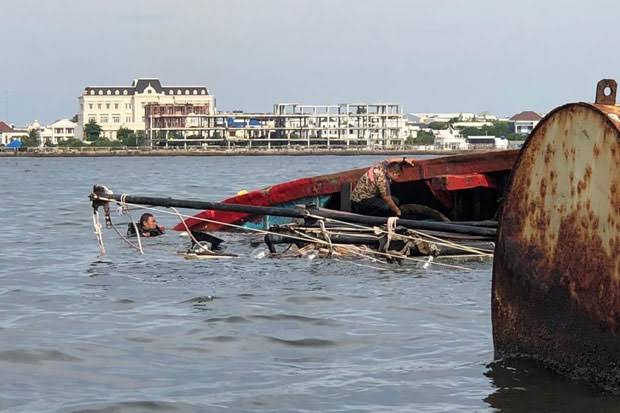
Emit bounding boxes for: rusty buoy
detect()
[492,79,620,390]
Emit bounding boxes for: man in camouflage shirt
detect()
[351,161,404,217]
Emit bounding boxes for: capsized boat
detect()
[174,150,519,233]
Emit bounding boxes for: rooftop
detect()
[0,121,13,132]
[510,111,542,122]
[84,78,209,96]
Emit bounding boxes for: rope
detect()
[318,220,333,257]
[117,194,144,254]
[92,210,106,256]
[308,214,492,257]
[170,207,210,253]
[109,222,144,254]
[384,216,398,252]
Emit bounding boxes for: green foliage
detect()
[84,120,102,141]
[406,130,434,145]
[416,130,435,145]
[456,121,522,141]
[57,137,85,147]
[70,114,78,123]
[428,122,447,130]
[116,128,148,146]
[21,129,40,147]
[91,137,123,147]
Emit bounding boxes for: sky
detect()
[0,0,619,125]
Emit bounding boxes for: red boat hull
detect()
[174,150,519,232]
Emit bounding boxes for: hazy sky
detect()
[1,0,618,124]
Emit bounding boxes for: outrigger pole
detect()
[89,185,496,237]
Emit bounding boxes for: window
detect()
[113,115,120,123]
[88,116,96,122]
[169,90,174,95]
[114,90,119,95]
[125,103,131,109]
[89,103,93,109]
[125,115,132,123]
[114,103,119,109]
[97,103,102,109]
[106,90,111,95]
[55,128,63,134]
[98,90,103,95]
[66,128,74,134]
[90,90,95,95]
[100,115,108,123]
[106,103,110,109]
[123,90,128,95]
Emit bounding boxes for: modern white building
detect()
[77,78,215,140]
[509,111,542,135]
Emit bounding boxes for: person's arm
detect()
[378,172,401,216]
[382,194,401,216]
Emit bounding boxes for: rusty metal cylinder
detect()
[493,80,620,390]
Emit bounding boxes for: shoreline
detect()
[0,148,497,158]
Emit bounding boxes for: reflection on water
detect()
[0,155,618,412]
[485,358,620,413]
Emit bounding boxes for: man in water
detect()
[351,160,404,217]
[127,213,165,237]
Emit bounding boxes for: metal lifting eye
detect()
[595,79,617,105]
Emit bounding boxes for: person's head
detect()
[139,213,158,230]
[386,161,404,180]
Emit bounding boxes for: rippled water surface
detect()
[1,155,617,412]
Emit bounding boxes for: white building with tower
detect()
[77,78,215,140]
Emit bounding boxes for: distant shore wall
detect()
[0,147,506,158]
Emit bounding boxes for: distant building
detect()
[78,78,215,140]
[145,102,407,149]
[0,121,28,145]
[467,136,509,150]
[510,111,542,135]
[28,119,77,145]
[434,128,467,150]
[452,121,493,129]
[409,112,476,124]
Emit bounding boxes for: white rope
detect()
[308,214,493,257]
[384,216,398,252]
[116,194,144,254]
[92,210,106,256]
[170,207,211,253]
[318,220,333,257]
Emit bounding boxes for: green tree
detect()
[117,127,135,146]
[116,128,148,147]
[21,129,40,147]
[428,121,448,130]
[84,120,102,141]
[70,114,78,123]
[406,130,434,145]
[456,121,523,140]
